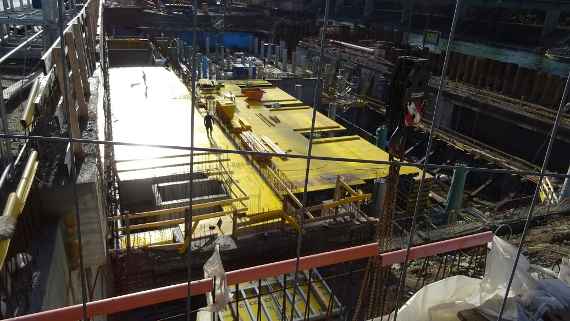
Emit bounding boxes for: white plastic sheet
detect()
[558,257,570,285]
[386,236,570,321]
[203,244,233,312]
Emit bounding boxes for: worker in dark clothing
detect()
[204,113,214,136]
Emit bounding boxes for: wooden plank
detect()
[117,209,237,232]
[293,125,340,132]
[82,9,97,71]
[53,47,83,157]
[40,16,80,74]
[305,194,371,212]
[108,197,250,222]
[64,30,89,118]
[311,135,360,144]
[75,14,92,74]
[269,106,310,112]
[71,23,91,95]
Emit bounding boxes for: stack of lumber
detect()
[216,100,236,122]
[230,116,252,133]
[242,88,264,101]
[397,174,433,217]
[240,131,272,160]
[261,136,287,159]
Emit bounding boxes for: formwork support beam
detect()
[6,231,493,321]
[107,197,249,222]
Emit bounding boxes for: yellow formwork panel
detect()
[110,67,282,219]
[218,83,423,194]
[110,67,285,250]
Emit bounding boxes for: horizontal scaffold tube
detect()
[6,231,493,321]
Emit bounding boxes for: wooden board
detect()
[64,30,88,118]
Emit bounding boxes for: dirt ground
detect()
[511,214,570,268]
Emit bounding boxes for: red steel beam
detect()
[7,231,492,321]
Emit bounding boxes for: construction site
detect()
[0,0,570,320]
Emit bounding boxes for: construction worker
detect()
[204,113,214,136]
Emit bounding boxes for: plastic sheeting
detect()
[390,236,570,321]
[558,258,570,285]
[203,244,233,312]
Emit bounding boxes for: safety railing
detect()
[4,231,493,321]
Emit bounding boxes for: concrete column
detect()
[542,9,561,38]
[446,165,468,224]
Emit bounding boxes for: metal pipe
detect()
[20,77,41,129]
[496,70,570,321]
[0,192,19,267]
[14,150,37,211]
[0,29,43,65]
[0,163,12,190]
[329,39,375,54]
[5,231,493,321]
[0,132,569,180]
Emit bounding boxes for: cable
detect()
[392,1,462,320]
[495,71,570,321]
[289,1,331,321]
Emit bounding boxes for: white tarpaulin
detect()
[203,244,233,312]
[387,236,570,321]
